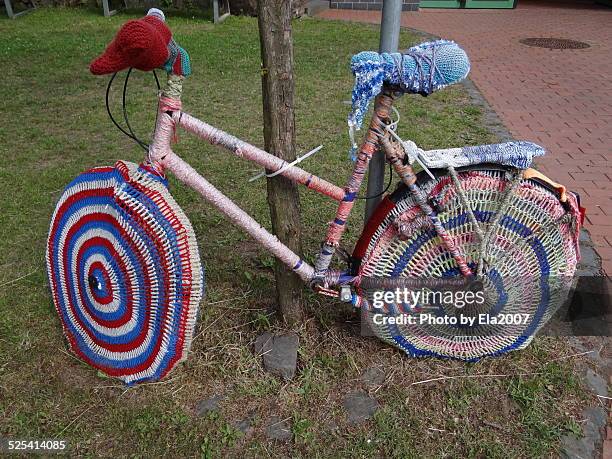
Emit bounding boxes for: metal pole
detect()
[364,0,402,223]
[102,0,117,17]
[4,0,15,19]
[213,0,219,22]
[213,0,231,24]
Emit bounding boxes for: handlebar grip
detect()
[90,8,191,78]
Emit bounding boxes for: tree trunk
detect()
[257,0,304,325]
[230,0,308,16]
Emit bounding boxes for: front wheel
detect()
[352,165,581,361]
[46,161,205,384]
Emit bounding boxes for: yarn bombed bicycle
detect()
[46,9,584,384]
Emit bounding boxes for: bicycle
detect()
[46,9,583,385]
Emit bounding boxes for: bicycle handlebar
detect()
[90,8,191,78]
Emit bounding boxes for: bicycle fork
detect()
[380,134,474,278]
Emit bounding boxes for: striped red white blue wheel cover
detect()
[46,161,204,385]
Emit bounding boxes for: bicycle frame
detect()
[147,75,471,295]
[44,11,585,380]
[143,76,391,290]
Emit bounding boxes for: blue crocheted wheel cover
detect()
[46,161,204,385]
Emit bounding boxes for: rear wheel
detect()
[352,165,581,360]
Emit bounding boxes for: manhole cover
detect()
[519,38,590,49]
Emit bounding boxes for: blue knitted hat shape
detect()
[348,40,470,131]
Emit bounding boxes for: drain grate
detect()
[519,38,590,49]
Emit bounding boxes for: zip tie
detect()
[389,106,401,131]
[348,123,358,161]
[249,145,324,182]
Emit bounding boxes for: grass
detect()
[0,8,590,457]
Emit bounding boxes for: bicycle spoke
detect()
[448,166,485,241]
[477,170,523,277]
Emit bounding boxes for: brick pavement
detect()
[319,0,612,274]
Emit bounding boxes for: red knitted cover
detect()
[90,16,171,75]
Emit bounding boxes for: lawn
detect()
[0,8,590,457]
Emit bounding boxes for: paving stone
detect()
[585,368,608,397]
[195,394,224,417]
[255,332,299,380]
[234,419,251,433]
[343,391,379,424]
[233,410,256,435]
[583,407,607,438]
[560,434,594,459]
[576,244,602,276]
[254,332,273,355]
[580,229,592,244]
[361,366,385,388]
[232,418,252,435]
[265,416,292,441]
[561,407,607,459]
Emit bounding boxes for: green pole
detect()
[364,0,402,223]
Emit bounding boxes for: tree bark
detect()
[257,0,304,325]
[230,0,308,16]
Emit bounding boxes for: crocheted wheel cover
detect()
[46,161,204,384]
[355,168,581,361]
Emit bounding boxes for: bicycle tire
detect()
[46,161,205,384]
[352,165,581,361]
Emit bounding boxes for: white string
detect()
[384,109,436,180]
[249,145,324,182]
[389,106,401,131]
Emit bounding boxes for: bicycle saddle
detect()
[90,8,191,77]
[410,140,546,171]
[349,40,470,130]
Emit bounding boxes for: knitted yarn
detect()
[407,141,546,170]
[90,10,191,77]
[355,169,581,361]
[164,39,192,77]
[46,161,205,384]
[349,40,470,130]
[90,15,171,74]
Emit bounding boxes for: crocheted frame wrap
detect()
[46,161,204,384]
